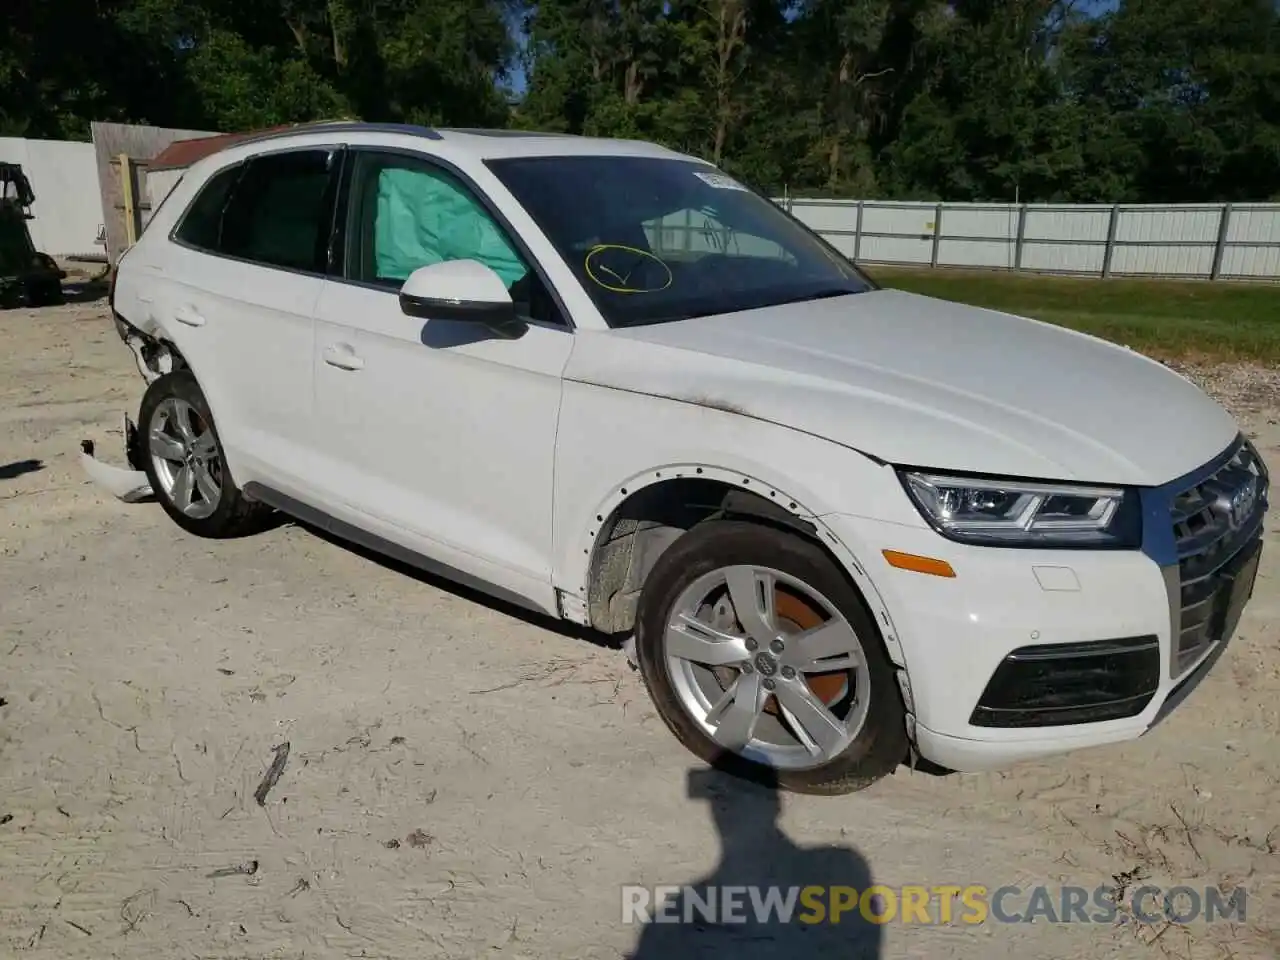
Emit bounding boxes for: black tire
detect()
[634,519,908,795]
[25,278,63,307]
[138,370,271,538]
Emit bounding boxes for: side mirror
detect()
[399,260,525,339]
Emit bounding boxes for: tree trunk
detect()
[285,19,308,58]
[827,138,842,193]
[712,0,747,166]
[624,60,643,105]
[826,51,853,191]
[327,0,347,68]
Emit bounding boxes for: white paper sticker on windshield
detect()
[694,171,748,191]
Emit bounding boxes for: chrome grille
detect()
[1170,438,1268,677]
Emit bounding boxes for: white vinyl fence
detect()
[0,137,102,258]
[778,199,1280,281]
[3,133,1280,279]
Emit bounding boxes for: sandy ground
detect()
[2,297,1278,960]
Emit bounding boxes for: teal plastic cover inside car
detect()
[374,167,528,287]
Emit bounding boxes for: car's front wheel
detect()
[138,370,270,538]
[634,519,908,794]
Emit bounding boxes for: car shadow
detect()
[268,514,942,782]
[418,318,512,349]
[257,506,943,787]
[0,459,43,480]
[625,767,883,959]
[62,280,110,304]
[291,519,618,651]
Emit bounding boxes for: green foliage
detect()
[872,266,1280,363]
[2,0,1278,202]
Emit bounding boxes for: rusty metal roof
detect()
[147,126,295,170]
[147,119,388,169]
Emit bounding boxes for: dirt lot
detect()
[2,299,1278,960]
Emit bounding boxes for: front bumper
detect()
[824,436,1268,773]
[79,415,153,503]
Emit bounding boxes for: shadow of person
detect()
[626,766,883,959]
[0,459,43,481]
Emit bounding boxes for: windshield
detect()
[485,155,873,328]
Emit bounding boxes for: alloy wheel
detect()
[149,397,222,520]
[663,564,872,770]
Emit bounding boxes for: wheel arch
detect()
[573,463,908,671]
[121,313,251,491]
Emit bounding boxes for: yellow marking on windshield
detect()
[584,244,673,294]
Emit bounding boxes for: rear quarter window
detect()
[173,163,243,252]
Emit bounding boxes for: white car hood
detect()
[567,289,1239,486]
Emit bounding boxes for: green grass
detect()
[865,266,1280,364]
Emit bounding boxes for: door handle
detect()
[323,343,364,371]
[174,305,205,327]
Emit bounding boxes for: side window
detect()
[173,163,242,252]
[220,150,337,272]
[345,152,562,325]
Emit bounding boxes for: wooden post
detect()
[118,153,138,247]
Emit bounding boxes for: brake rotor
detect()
[773,587,850,709]
[708,584,850,713]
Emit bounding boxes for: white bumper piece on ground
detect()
[79,415,153,503]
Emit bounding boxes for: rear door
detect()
[152,146,342,495]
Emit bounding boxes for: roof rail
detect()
[435,127,582,139]
[234,121,444,148]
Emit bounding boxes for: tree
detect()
[2,0,1278,202]
[1064,0,1280,202]
[790,0,895,195]
[881,0,1090,201]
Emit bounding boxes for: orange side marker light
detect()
[882,550,956,578]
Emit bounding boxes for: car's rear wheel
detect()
[634,519,907,794]
[139,370,270,538]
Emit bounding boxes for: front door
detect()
[311,148,574,590]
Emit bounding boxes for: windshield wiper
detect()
[779,287,863,305]
[674,289,861,322]
[621,287,865,327]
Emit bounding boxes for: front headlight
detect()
[898,470,1141,548]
